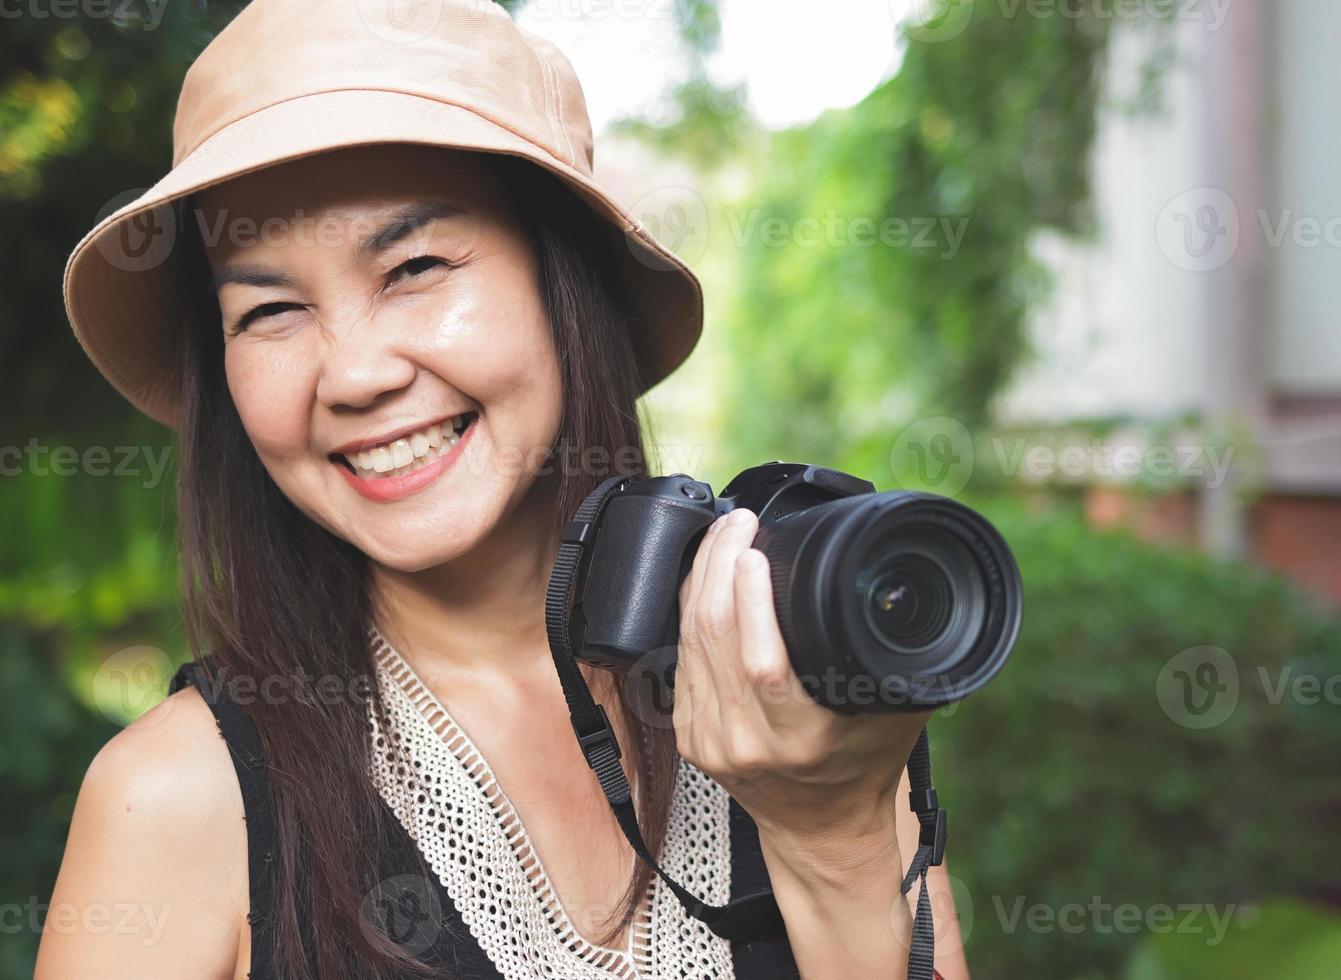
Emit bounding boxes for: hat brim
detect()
[63,88,703,429]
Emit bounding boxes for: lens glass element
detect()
[864,554,954,652]
[854,525,985,669]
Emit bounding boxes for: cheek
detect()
[224,341,317,459]
[416,268,563,440]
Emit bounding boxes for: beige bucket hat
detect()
[61,0,703,429]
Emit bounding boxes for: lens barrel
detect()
[752,491,1022,712]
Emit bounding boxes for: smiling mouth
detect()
[331,412,477,479]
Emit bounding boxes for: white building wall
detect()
[1271,0,1341,394]
[997,18,1215,425]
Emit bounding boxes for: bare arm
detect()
[755,763,970,980]
[892,763,970,980]
[35,685,249,980]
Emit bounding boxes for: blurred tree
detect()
[2,0,244,438]
[612,0,756,168]
[718,0,1118,460]
[630,1,1175,463]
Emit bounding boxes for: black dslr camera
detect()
[564,462,1023,713]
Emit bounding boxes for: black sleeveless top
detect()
[169,656,800,979]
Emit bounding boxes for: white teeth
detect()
[341,414,472,479]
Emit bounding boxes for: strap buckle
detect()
[922,807,948,867]
[573,703,621,768]
[561,518,592,547]
[909,786,947,867]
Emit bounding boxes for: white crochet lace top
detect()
[364,623,738,979]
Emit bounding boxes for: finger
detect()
[680,512,728,625]
[676,514,729,712]
[695,508,759,649]
[732,548,787,680]
[733,547,810,712]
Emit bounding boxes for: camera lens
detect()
[855,525,985,671]
[863,554,953,653]
[753,488,1021,712]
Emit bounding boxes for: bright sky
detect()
[515,0,913,133]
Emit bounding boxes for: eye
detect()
[384,254,453,287]
[228,256,454,335]
[232,301,305,334]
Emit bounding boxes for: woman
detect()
[41,2,967,978]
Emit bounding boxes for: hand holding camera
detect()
[566,461,1023,713]
[672,502,936,835]
[546,461,1022,970]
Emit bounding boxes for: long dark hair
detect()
[175,149,680,979]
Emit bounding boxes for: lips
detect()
[332,412,478,503]
[332,412,476,478]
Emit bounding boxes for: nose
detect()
[314,314,417,411]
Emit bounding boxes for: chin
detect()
[348,515,483,572]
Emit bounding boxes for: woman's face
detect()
[195,145,563,571]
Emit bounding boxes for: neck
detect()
[367,475,626,742]
[369,474,564,684]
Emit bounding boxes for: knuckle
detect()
[782,740,829,776]
[685,742,724,777]
[744,658,787,689]
[723,730,770,774]
[699,603,736,643]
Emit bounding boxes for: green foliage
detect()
[1124,899,1341,979]
[928,499,1341,978]
[0,1,250,438]
[700,0,1127,472]
[0,625,120,976]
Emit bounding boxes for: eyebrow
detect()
[356,200,467,260]
[211,200,467,292]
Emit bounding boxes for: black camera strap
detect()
[544,475,945,978]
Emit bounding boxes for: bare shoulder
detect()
[87,681,242,823]
[35,682,249,980]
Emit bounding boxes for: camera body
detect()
[565,462,1023,713]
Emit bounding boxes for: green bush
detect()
[1123,899,1341,979]
[0,625,120,978]
[928,498,1341,979]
